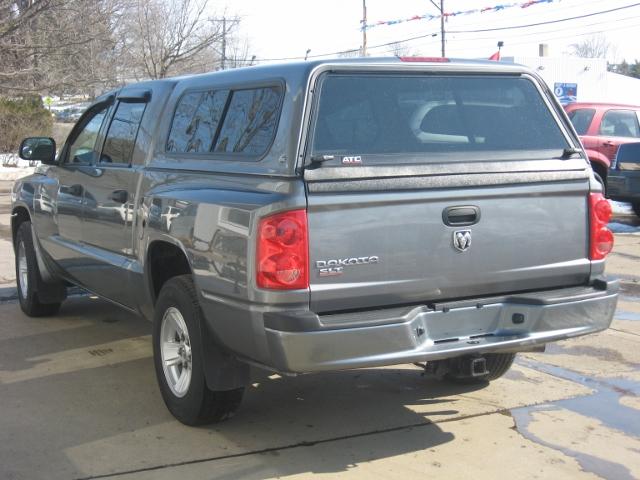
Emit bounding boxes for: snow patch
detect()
[0,154,38,180]
[611,201,634,215]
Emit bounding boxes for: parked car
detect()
[607,142,640,217]
[564,102,640,184]
[11,58,618,426]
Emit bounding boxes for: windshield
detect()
[311,74,569,160]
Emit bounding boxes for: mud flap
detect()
[199,317,251,391]
[30,224,67,304]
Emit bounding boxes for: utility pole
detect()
[429,0,445,57]
[221,17,227,70]
[440,0,445,57]
[361,0,367,57]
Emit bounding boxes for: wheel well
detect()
[147,241,192,302]
[11,207,30,247]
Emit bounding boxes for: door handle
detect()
[443,206,481,227]
[109,190,128,204]
[602,141,615,147]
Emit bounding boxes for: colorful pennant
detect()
[362,0,557,30]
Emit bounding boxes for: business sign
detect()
[554,83,578,104]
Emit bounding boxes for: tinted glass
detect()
[616,142,640,170]
[100,102,145,164]
[600,109,640,138]
[214,87,281,156]
[67,108,108,164]
[568,108,595,135]
[167,90,228,153]
[312,75,569,160]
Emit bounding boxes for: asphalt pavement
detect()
[0,179,639,480]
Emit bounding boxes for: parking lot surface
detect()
[0,180,639,480]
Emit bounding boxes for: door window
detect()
[100,101,146,165]
[567,108,595,135]
[599,110,640,138]
[66,107,108,164]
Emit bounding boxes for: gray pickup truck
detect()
[11,58,619,425]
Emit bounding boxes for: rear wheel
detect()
[153,275,244,425]
[632,202,640,219]
[15,222,63,317]
[442,353,516,384]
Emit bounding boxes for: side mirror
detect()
[19,137,57,165]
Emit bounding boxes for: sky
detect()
[216,0,640,64]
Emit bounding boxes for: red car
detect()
[564,102,640,183]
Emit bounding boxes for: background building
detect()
[503,47,640,106]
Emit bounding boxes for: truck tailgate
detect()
[306,173,590,313]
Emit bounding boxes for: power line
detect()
[246,2,640,63]
[450,21,640,54]
[447,13,640,43]
[447,2,640,34]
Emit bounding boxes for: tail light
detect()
[589,193,614,260]
[257,209,308,290]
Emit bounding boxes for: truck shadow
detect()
[0,296,493,479]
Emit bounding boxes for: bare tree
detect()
[123,0,224,79]
[570,35,612,59]
[338,48,361,58]
[386,41,422,58]
[221,32,253,69]
[0,0,128,95]
[0,0,250,95]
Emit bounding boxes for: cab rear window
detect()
[311,74,568,159]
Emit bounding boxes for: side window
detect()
[600,109,640,138]
[214,87,281,156]
[167,90,228,153]
[567,108,595,135]
[66,107,108,164]
[100,101,146,164]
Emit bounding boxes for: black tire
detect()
[15,222,63,317]
[632,202,640,219]
[444,353,516,384]
[153,275,244,425]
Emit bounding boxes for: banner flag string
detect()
[362,0,557,31]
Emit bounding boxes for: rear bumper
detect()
[260,280,619,373]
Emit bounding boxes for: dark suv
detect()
[11,58,618,425]
[607,142,640,217]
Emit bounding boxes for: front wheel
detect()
[153,275,244,425]
[15,222,63,317]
